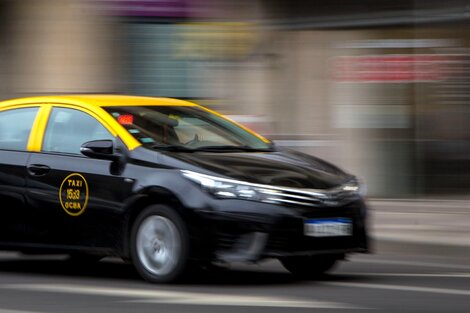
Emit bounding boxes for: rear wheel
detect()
[130,204,190,283]
[280,254,340,278]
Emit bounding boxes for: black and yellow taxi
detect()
[0,95,369,283]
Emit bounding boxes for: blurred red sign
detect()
[333,55,452,82]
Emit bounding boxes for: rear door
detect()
[0,106,39,243]
[26,106,134,249]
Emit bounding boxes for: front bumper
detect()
[192,199,369,263]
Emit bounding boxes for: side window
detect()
[43,108,114,154]
[0,107,39,151]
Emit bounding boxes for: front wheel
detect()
[130,205,190,283]
[279,254,340,278]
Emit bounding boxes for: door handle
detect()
[27,164,51,176]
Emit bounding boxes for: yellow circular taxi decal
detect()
[59,173,89,216]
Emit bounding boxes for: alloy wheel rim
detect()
[136,215,181,276]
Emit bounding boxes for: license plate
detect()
[304,218,353,237]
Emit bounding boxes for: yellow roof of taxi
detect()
[0,95,198,108]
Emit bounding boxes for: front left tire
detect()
[130,204,190,283]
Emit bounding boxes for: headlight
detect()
[181,170,279,202]
[343,178,367,197]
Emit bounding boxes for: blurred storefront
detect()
[260,1,470,197]
[2,0,470,197]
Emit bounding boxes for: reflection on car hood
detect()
[163,148,352,189]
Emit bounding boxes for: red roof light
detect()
[118,114,134,125]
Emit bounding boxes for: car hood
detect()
[161,148,353,189]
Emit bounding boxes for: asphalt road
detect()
[0,248,469,313]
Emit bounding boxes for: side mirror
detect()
[80,140,120,161]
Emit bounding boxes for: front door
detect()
[26,107,133,249]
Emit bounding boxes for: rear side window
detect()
[42,108,114,154]
[0,107,38,151]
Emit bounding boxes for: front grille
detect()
[259,185,361,207]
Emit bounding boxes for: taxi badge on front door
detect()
[59,173,89,216]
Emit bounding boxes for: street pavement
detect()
[0,250,469,312]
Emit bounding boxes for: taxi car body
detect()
[0,95,369,283]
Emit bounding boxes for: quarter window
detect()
[0,107,38,151]
[43,108,114,154]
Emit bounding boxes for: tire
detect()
[130,204,190,283]
[280,254,340,278]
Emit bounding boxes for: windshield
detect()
[104,106,273,151]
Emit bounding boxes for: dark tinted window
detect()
[0,107,38,151]
[43,108,114,154]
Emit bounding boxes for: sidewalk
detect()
[368,199,470,257]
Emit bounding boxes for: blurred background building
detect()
[2,0,470,198]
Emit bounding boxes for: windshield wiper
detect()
[193,145,273,152]
[151,143,195,152]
